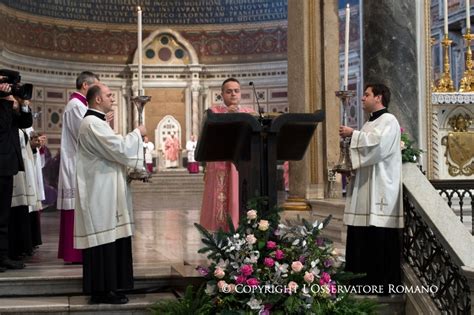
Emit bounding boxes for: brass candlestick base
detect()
[434,34,455,92]
[333,90,356,175]
[459,30,474,92]
[128,95,152,183]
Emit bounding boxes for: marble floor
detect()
[0,189,208,281]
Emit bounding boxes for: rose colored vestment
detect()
[199,105,254,232]
[164,136,180,168]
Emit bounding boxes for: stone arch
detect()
[133,28,199,65]
[155,115,182,152]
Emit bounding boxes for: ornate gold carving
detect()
[434,35,455,92]
[441,114,473,176]
[459,30,474,92]
[448,114,472,132]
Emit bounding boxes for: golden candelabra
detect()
[434,34,455,92]
[459,29,474,92]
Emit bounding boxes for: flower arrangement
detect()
[156,199,378,314]
[401,128,422,164]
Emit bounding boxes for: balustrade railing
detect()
[430,180,474,235]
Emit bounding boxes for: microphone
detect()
[249,81,264,119]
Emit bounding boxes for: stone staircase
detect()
[131,169,204,195]
[0,264,203,314]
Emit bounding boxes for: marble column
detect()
[363,0,419,142]
[191,85,200,137]
[287,0,340,202]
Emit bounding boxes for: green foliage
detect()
[401,131,422,163]
[149,285,213,315]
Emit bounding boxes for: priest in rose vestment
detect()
[339,83,403,294]
[164,133,181,168]
[199,78,254,232]
[57,71,99,264]
[74,83,146,304]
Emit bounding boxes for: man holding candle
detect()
[74,83,146,304]
[339,83,403,295]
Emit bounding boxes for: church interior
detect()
[0,0,473,313]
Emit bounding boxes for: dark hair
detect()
[365,83,391,108]
[221,77,240,91]
[76,71,99,90]
[86,84,102,105]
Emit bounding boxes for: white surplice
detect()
[343,113,403,228]
[57,96,88,210]
[186,140,197,162]
[74,115,143,249]
[11,130,40,210]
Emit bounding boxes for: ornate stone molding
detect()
[432,92,474,104]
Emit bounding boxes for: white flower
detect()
[246,234,257,245]
[246,297,263,310]
[205,283,216,295]
[258,220,269,231]
[247,209,257,220]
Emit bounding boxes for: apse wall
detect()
[0,1,289,152]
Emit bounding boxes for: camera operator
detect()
[0,82,32,271]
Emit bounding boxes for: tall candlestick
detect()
[344,4,350,89]
[137,6,143,96]
[444,0,449,34]
[467,0,471,29]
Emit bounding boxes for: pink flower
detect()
[287,281,298,294]
[400,127,405,133]
[214,267,225,279]
[240,264,254,276]
[319,272,331,285]
[246,278,260,287]
[304,271,315,283]
[235,274,247,284]
[266,241,277,249]
[275,249,285,260]
[217,280,227,291]
[291,261,304,273]
[264,257,275,267]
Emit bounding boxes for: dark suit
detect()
[0,98,32,258]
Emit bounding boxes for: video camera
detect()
[0,69,33,100]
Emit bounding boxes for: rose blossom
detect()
[319,271,331,285]
[235,274,247,284]
[258,220,269,231]
[275,249,284,260]
[246,278,260,287]
[246,234,257,245]
[247,209,257,220]
[264,257,275,268]
[240,264,254,276]
[287,281,298,294]
[217,280,227,291]
[299,255,306,264]
[214,267,225,279]
[304,271,315,283]
[266,241,277,249]
[291,261,304,273]
[324,259,333,268]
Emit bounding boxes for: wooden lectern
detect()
[195,110,325,217]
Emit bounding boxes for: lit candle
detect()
[344,4,350,89]
[137,6,143,96]
[444,0,449,35]
[467,0,471,30]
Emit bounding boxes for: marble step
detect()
[0,292,175,314]
[310,198,347,245]
[0,264,203,297]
